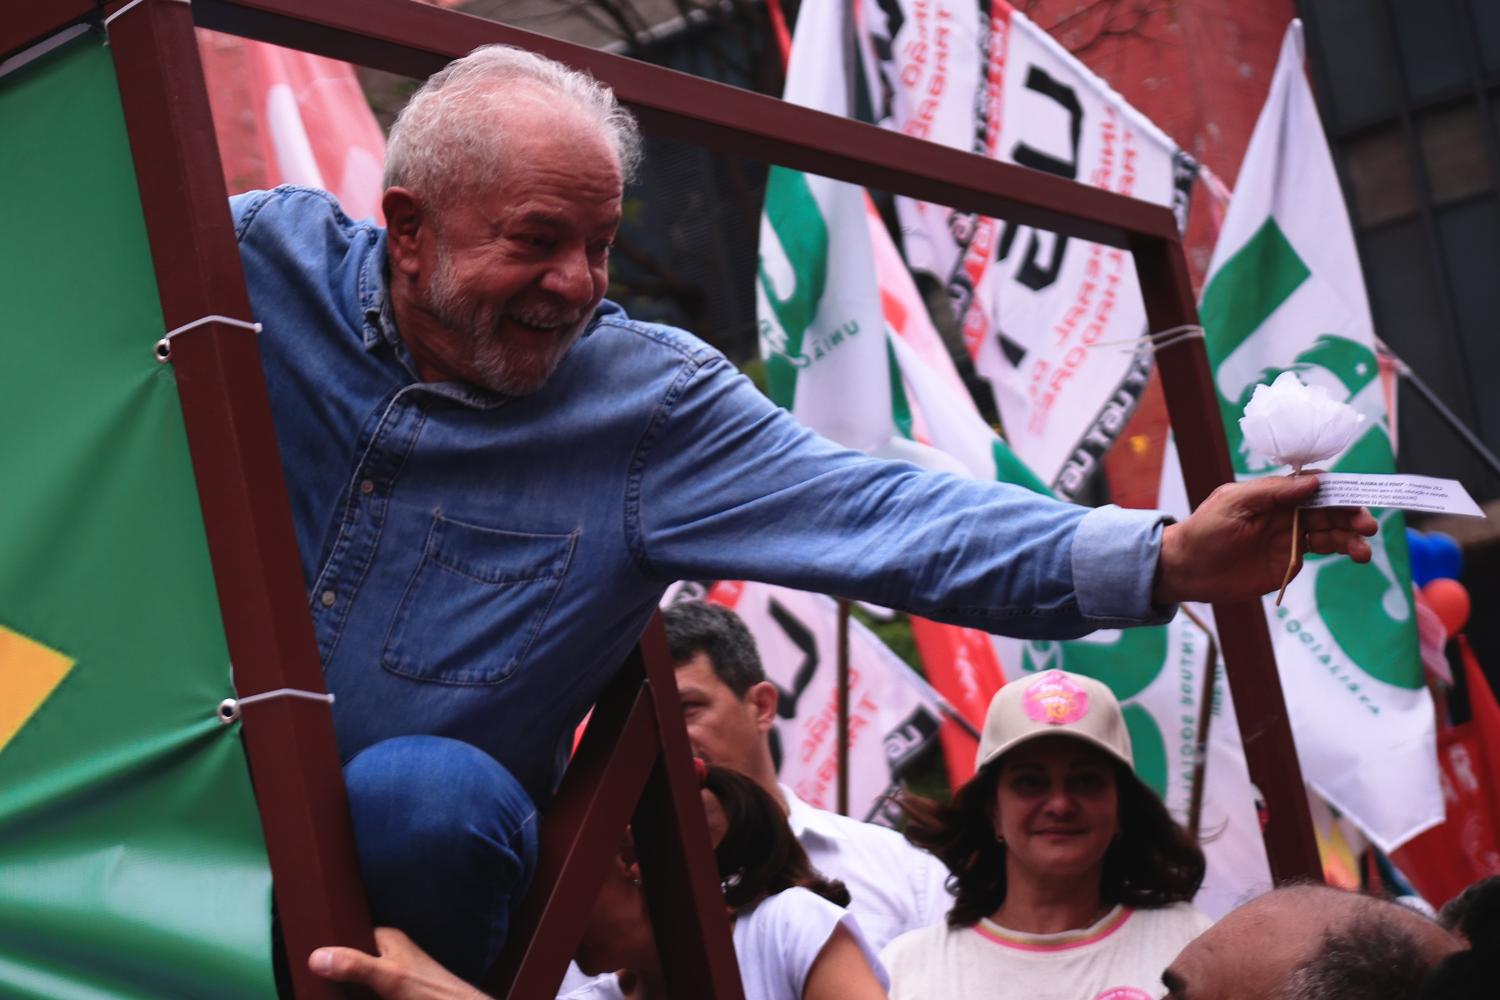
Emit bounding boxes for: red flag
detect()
[1391,724,1500,907]
[195,29,386,221]
[1391,638,1500,906]
[1459,635,1500,816]
[909,618,1005,785]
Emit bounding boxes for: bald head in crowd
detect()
[1161,884,1461,1000]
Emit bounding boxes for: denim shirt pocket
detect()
[382,512,578,686]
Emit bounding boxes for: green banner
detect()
[0,34,276,999]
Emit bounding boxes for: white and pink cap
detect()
[974,669,1133,773]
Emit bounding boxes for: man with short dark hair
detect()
[1161,884,1460,1000]
[663,601,951,952]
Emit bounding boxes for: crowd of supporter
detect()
[307,602,1500,1000]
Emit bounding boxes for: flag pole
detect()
[937,702,983,741]
[1377,341,1500,480]
[1180,604,1219,840]
[836,598,852,816]
[835,0,859,822]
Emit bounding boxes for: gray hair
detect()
[1281,911,1438,1000]
[383,44,642,206]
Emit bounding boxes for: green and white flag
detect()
[756,0,891,453]
[757,0,1019,786]
[0,33,275,998]
[1166,20,1440,852]
[758,0,1031,480]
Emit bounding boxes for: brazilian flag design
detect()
[0,32,276,999]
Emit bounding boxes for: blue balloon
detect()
[1406,528,1435,586]
[1427,532,1463,581]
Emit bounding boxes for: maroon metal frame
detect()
[0,1,95,63]
[178,0,1322,883]
[4,0,1324,995]
[100,2,379,998]
[490,616,745,999]
[3,4,379,999]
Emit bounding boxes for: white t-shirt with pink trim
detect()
[880,902,1211,1000]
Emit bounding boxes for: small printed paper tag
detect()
[1302,473,1485,517]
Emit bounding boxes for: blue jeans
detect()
[344,736,538,983]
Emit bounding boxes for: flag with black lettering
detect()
[860,0,1198,498]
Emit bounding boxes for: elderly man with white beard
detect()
[231,44,1376,983]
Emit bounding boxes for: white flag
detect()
[1164,21,1440,853]
[756,0,1019,783]
[860,0,1197,498]
[757,0,1270,908]
[756,0,890,452]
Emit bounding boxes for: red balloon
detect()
[1422,578,1471,636]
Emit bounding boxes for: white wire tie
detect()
[1084,324,1205,354]
[104,0,192,36]
[1146,324,1207,352]
[217,688,335,725]
[155,314,262,363]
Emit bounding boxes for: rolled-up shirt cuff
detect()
[1071,504,1177,626]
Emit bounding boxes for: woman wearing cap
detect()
[881,669,1208,1000]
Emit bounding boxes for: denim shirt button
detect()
[359,479,375,496]
[319,589,337,608]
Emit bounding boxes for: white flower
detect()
[1239,371,1365,471]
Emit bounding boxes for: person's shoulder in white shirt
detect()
[734,885,890,1000]
[781,784,952,954]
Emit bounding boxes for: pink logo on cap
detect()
[1023,671,1089,725]
[1094,990,1152,1000]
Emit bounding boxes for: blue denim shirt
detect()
[232,186,1172,802]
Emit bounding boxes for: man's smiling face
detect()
[401,99,622,395]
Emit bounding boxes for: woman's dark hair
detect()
[703,765,850,913]
[896,754,1205,927]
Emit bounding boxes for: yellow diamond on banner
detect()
[0,625,75,755]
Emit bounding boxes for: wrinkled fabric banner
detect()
[860,0,1197,498]
[0,35,276,999]
[757,0,1014,792]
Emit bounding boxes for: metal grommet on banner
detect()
[216,687,335,725]
[155,314,262,363]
